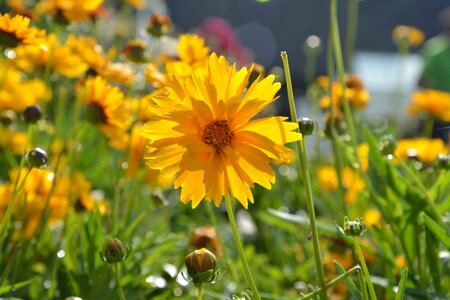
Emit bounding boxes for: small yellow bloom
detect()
[409,89,450,122]
[0,13,45,48]
[13,34,88,77]
[319,74,370,111]
[392,25,425,49]
[36,0,104,22]
[0,128,28,154]
[364,209,381,228]
[395,138,448,164]
[78,76,132,148]
[142,53,301,208]
[318,165,365,204]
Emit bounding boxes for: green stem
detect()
[281,52,327,300]
[301,265,360,300]
[344,0,359,71]
[330,0,359,152]
[353,237,377,300]
[357,265,369,300]
[224,195,260,300]
[114,263,126,300]
[422,115,434,138]
[327,35,347,217]
[197,284,203,300]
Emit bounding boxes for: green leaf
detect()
[0,279,34,295]
[422,214,450,248]
[395,268,408,300]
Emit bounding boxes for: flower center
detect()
[202,120,234,153]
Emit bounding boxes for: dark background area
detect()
[167,0,449,88]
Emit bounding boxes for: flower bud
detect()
[297,117,318,136]
[26,148,48,168]
[379,134,397,156]
[184,248,217,285]
[339,216,366,237]
[146,14,171,37]
[101,238,129,264]
[23,105,42,124]
[0,109,17,127]
[436,154,450,170]
[122,39,147,63]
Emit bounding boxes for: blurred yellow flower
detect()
[0,13,45,48]
[364,209,381,228]
[0,128,27,154]
[142,53,301,208]
[125,0,146,9]
[36,0,104,22]
[409,89,450,122]
[0,62,50,112]
[13,34,88,77]
[78,76,131,148]
[357,143,369,172]
[394,138,448,164]
[319,74,370,111]
[318,165,365,204]
[392,25,425,49]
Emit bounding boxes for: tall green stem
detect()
[344,0,359,71]
[357,265,369,300]
[353,237,377,300]
[224,195,260,300]
[281,52,326,300]
[330,0,359,151]
[197,284,203,300]
[114,263,126,300]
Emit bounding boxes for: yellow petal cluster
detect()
[142,53,301,209]
[409,89,450,122]
[0,13,45,48]
[394,138,448,164]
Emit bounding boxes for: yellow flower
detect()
[177,34,210,65]
[0,62,50,111]
[408,89,450,122]
[394,138,448,164]
[392,25,425,49]
[125,0,146,9]
[78,76,131,148]
[36,0,104,22]
[364,209,381,228]
[357,143,369,172]
[13,34,88,77]
[141,53,301,208]
[0,128,27,154]
[0,13,45,48]
[318,165,365,204]
[319,74,370,110]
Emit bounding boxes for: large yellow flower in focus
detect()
[141,53,301,208]
[409,89,450,122]
[0,13,45,48]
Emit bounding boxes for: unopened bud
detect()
[436,153,450,170]
[101,238,129,264]
[26,148,48,168]
[297,117,318,136]
[146,14,171,37]
[23,105,42,124]
[184,248,217,286]
[339,216,366,237]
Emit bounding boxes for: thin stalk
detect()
[327,35,347,217]
[357,265,369,300]
[344,0,359,71]
[353,237,377,300]
[301,265,360,300]
[422,115,434,138]
[416,219,427,288]
[197,284,203,300]
[281,52,326,300]
[224,195,260,300]
[330,0,359,151]
[114,263,126,300]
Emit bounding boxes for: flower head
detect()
[395,138,448,164]
[0,13,45,48]
[142,53,301,208]
[392,25,425,49]
[78,76,131,148]
[409,89,450,122]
